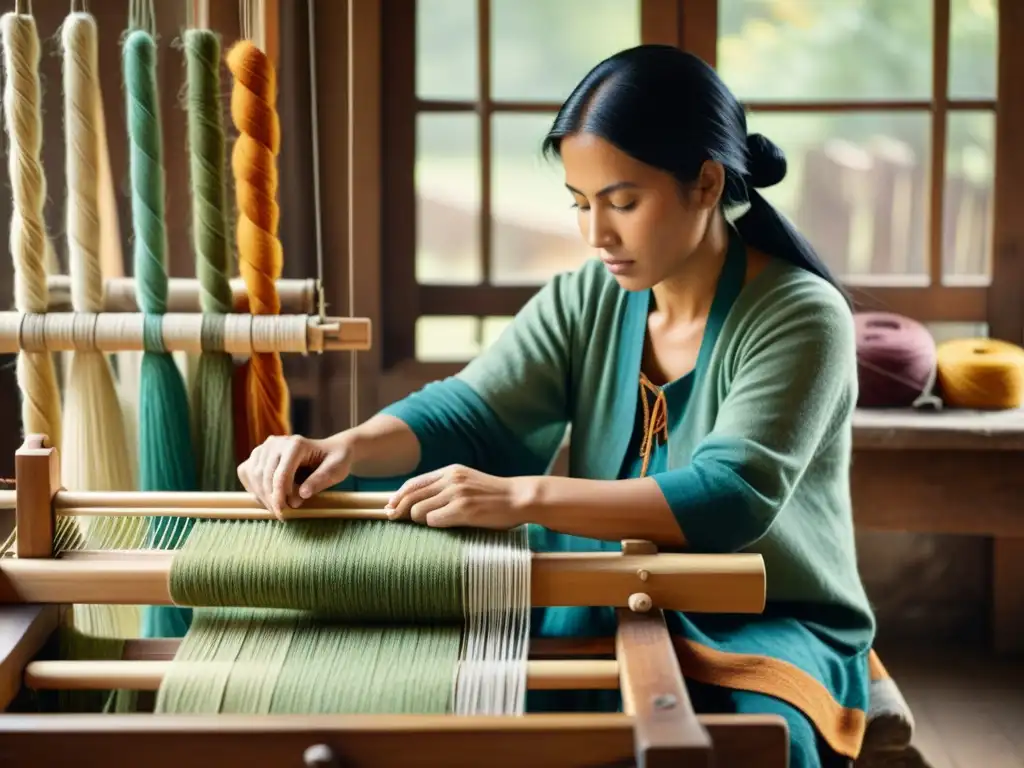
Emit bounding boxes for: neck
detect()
[651,213,730,324]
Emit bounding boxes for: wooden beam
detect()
[0,605,58,710]
[0,551,766,615]
[616,609,712,767]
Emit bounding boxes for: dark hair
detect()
[542,44,850,305]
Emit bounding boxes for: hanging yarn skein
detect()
[184,26,238,494]
[60,12,141,643]
[1,11,63,450]
[123,21,200,639]
[854,312,939,409]
[936,338,1024,410]
[227,38,290,449]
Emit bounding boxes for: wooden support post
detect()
[616,608,712,767]
[0,605,59,710]
[14,436,60,559]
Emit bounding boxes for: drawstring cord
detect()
[637,372,668,478]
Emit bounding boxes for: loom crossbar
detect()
[0,712,789,768]
[0,550,767,614]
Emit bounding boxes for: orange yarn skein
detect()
[227,40,289,448]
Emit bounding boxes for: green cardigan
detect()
[382,244,873,636]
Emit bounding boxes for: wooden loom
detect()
[0,434,790,768]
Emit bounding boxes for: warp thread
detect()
[1,12,63,450]
[936,338,1024,410]
[227,40,290,448]
[854,312,940,409]
[184,28,238,494]
[123,27,199,638]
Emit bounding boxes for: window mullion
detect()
[930,0,951,288]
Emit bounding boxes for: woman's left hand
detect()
[385,465,529,530]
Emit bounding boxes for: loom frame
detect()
[0,435,790,767]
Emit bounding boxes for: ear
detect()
[693,160,726,210]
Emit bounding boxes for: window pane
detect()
[416,317,480,362]
[416,114,481,285]
[718,0,932,101]
[417,0,478,100]
[491,114,590,285]
[949,0,997,100]
[745,111,930,281]
[415,316,514,362]
[490,0,640,102]
[943,111,994,282]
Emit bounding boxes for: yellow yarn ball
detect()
[936,338,1024,410]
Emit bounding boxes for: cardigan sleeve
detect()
[378,266,582,478]
[653,284,857,553]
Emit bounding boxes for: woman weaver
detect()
[238,45,873,768]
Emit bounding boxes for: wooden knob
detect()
[303,744,339,766]
[628,592,653,613]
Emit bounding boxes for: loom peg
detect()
[303,744,339,767]
[621,539,658,556]
[627,593,653,613]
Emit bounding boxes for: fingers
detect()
[387,471,446,521]
[297,452,350,501]
[408,485,454,525]
[271,438,310,517]
[237,436,317,520]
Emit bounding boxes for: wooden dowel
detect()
[23,659,620,692]
[54,507,390,521]
[0,552,766,614]
[116,637,616,662]
[54,490,393,510]
[45,275,318,314]
[0,313,371,355]
[0,490,392,513]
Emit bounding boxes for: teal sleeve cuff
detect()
[653,454,776,553]
[378,378,545,477]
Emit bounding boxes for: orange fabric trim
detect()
[672,636,867,759]
[867,649,890,682]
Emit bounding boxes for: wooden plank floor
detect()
[879,644,1024,767]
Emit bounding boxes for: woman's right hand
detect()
[237,433,356,520]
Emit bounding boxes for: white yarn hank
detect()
[455,527,531,716]
[60,11,139,639]
[1,12,63,450]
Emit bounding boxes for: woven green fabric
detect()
[152,519,522,715]
[155,608,462,715]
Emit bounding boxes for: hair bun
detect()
[746,133,787,188]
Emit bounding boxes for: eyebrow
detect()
[565,181,639,197]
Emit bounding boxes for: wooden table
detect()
[851,408,1024,655]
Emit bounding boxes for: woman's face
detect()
[559,132,722,291]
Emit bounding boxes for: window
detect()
[383,0,647,365]
[714,0,997,325]
[382,0,1007,367]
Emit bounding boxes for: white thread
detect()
[454,528,530,715]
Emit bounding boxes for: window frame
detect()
[380,0,1024,370]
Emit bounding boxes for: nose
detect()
[584,209,616,249]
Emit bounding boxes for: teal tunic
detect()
[348,227,871,766]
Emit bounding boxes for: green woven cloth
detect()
[148,519,529,716]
